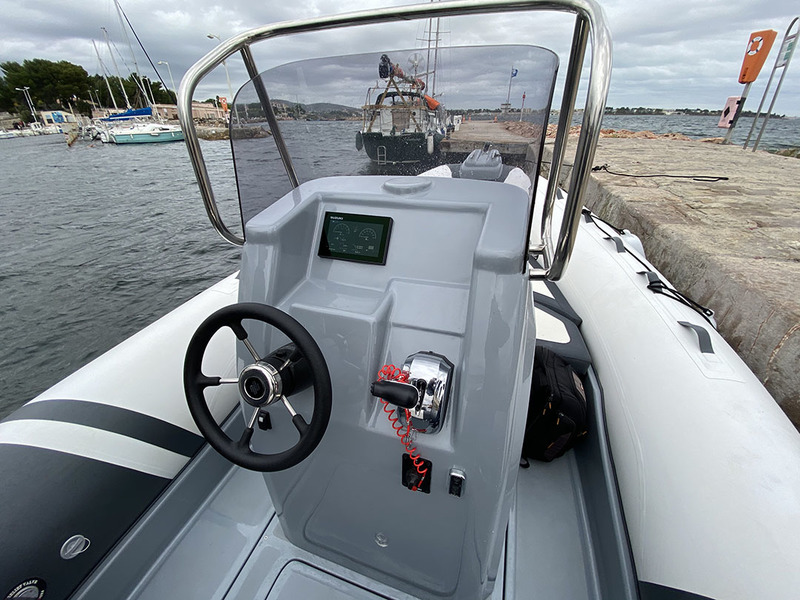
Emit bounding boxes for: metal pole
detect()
[432,16,440,96]
[101,26,132,109]
[240,45,299,188]
[750,17,798,151]
[506,66,514,104]
[158,61,177,99]
[93,39,119,110]
[178,0,612,261]
[15,86,36,122]
[208,33,239,123]
[26,89,38,122]
[538,15,587,265]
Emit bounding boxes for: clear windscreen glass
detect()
[230,45,558,228]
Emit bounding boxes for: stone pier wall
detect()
[539,137,800,428]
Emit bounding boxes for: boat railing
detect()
[177,0,612,280]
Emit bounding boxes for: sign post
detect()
[744,17,799,151]
[722,29,777,144]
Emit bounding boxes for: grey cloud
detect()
[0,0,796,115]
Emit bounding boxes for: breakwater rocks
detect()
[775,147,800,158]
[195,125,271,141]
[503,121,728,142]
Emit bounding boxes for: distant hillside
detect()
[305,102,361,116]
[271,99,360,118]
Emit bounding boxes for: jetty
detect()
[442,121,800,428]
[442,120,535,157]
[540,136,800,428]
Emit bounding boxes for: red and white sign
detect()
[738,29,777,83]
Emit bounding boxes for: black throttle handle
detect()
[370,380,419,409]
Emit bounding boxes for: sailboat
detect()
[1,2,798,600]
[94,3,184,145]
[357,17,448,165]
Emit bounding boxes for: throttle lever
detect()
[370,380,419,409]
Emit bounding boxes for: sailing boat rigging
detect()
[92,0,184,144]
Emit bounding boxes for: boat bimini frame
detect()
[177,0,612,281]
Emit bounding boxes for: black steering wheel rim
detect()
[184,302,332,472]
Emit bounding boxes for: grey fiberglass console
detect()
[238,174,536,600]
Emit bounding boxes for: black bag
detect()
[522,347,588,462]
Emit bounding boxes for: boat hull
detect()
[360,131,442,164]
[550,194,800,600]
[110,130,185,144]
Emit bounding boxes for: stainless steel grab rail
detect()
[177,0,611,280]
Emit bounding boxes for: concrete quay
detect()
[442,121,534,156]
[540,138,800,427]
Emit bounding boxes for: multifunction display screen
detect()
[318,212,393,265]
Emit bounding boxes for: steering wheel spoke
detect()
[184,302,332,472]
[235,407,260,449]
[292,414,309,436]
[194,375,218,388]
[279,395,309,436]
[241,337,262,362]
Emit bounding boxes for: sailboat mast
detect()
[101,27,132,109]
[425,18,433,93]
[93,39,119,110]
[114,0,155,108]
[431,17,440,97]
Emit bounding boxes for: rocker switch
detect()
[448,468,466,497]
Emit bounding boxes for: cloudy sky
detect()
[1,0,798,116]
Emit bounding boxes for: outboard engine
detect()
[459,144,504,180]
[442,144,527,188]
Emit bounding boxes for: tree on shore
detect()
[1,58,175,118]
[0,59,89,114]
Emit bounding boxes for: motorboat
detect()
[108,121,184,144]
[95,108,184,144]
[1,2,798,600]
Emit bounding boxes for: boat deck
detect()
[87,436,626,600]
[542,137,800,428]
[70,290,635,600]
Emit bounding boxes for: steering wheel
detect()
[184,302,332,472]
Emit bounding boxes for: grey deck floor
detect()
[129,450,602,600]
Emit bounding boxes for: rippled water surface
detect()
[0,136,243,419]
[0,114,797,419]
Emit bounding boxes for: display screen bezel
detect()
[317,211,393,265]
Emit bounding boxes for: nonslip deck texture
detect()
[541,138,800,428]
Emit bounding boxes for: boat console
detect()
[186,173,535,599]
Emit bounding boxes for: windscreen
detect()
[230,45,558,228]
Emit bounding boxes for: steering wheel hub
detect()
[239,362,282,407]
